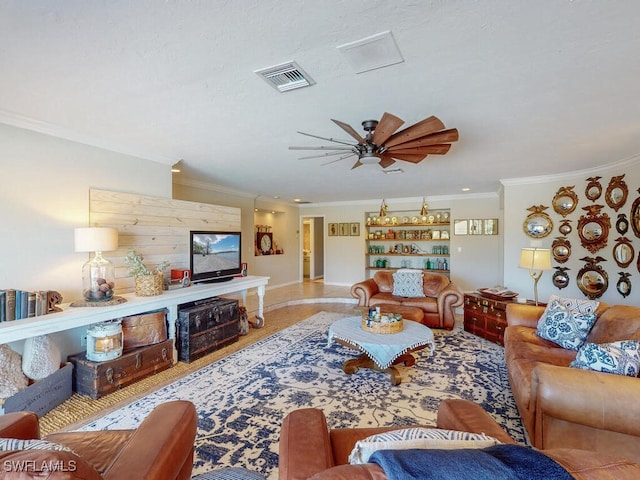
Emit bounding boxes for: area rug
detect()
[77,312,526,479]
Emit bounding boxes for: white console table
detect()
[0,275,269,361]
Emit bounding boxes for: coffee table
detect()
[328,316,434,385]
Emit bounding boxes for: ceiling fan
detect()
[290,112,459,169]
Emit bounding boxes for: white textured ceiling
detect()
[1,1,639,203]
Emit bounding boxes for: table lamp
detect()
[518,247,551,306]
[74,227,119,302]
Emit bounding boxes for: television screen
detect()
[190,231,242,283]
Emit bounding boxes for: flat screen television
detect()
[189,231,242,283]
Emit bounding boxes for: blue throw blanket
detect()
[369,444,574,480]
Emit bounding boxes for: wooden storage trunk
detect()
[0,363,73,417]
[177,297,239,363]
[121,308,168,349]
[68,339,173,399]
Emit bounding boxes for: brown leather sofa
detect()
[350,271,463,330]
[505,302,640,463]
[278,399,640,479]
[0,400,197,480]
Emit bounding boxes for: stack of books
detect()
[0,290,62,321]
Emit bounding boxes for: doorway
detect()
[302,216,324,281]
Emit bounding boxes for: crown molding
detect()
[500,154,640,186]
[298,191,499,209]
[173,176,257,199]
[0,109,175,165]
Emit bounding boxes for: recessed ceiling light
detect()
[383,168,404,175]
[461,187,470,192]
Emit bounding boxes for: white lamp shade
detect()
[518,248,552,271]
[74,227,119,253]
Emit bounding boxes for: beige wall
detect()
[502,157,640,305]
[0,123,171,301]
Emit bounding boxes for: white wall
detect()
[300,194,503,291]
[0,123,171,356]
[503,157,640,305]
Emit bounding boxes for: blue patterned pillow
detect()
[570,340,640,376]
[536,296,599,350]
[392,269,425,297]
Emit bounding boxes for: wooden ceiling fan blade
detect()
[383,116,446,148]
[331,119,364,143]
[386,128,459,150]
[378,156,396,168]
[297,151,356,160]
[351,160,363,169]
[296,131,357,147]
[290,145,355,151]
[372,112,404,146]
[387,144,451,156]
[390,153,427,163]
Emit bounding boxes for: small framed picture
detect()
[339,223,349,236]
[432,230,441,240]
[469,219,483,235]
[350,222,360,236]
[484,219,498,235]
[328,223,338,236]
[454,219,468,235]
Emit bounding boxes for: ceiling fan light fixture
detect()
[359,151,381,164]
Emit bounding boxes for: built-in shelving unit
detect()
[364,209,451,277]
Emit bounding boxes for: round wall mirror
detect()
[578,205,611,254]
[552,237,571,263]
[558,219,572,236]
[617,273,631,298]
[577,263,608,300]
[612,237,635,268]
[552,186,578,217]
[553,267,570,290]
[585,176,602,201]
[523,205,553,239]
[605,175,628,212]
[616,214,629,235]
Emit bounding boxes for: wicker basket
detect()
[134,273,164,296]
[361,316,404,334]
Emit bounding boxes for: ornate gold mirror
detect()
[604,174,628,212]
[617,272,631,298]
[558,219,572,236]
[552,266,570,290]
[552,186,578,217]
[585,176,602,201]
[631,188,640,239]
[612,237,635,268]
[523,205,553,239]
[577,256,608,300]
[616,213,629,235]
[577,205,611,254]
[551,237,571,264]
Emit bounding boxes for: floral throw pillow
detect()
[392,269,425,298]
[570,340,640,377]
[536,295,599,350]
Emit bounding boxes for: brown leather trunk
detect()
[68,339,173,399]
[122,308,168,349]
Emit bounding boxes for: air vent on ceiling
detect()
[255,61,315,92]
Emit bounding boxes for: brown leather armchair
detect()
[0,400,197,480]
[279,399,640,480]
[351,271,463,330]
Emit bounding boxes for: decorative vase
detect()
[134,273,164,296]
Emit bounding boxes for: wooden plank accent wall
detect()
[89,189,241,294]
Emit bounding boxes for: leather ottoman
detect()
[378,304,424,322]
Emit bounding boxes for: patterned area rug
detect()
[78,312,526,479]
